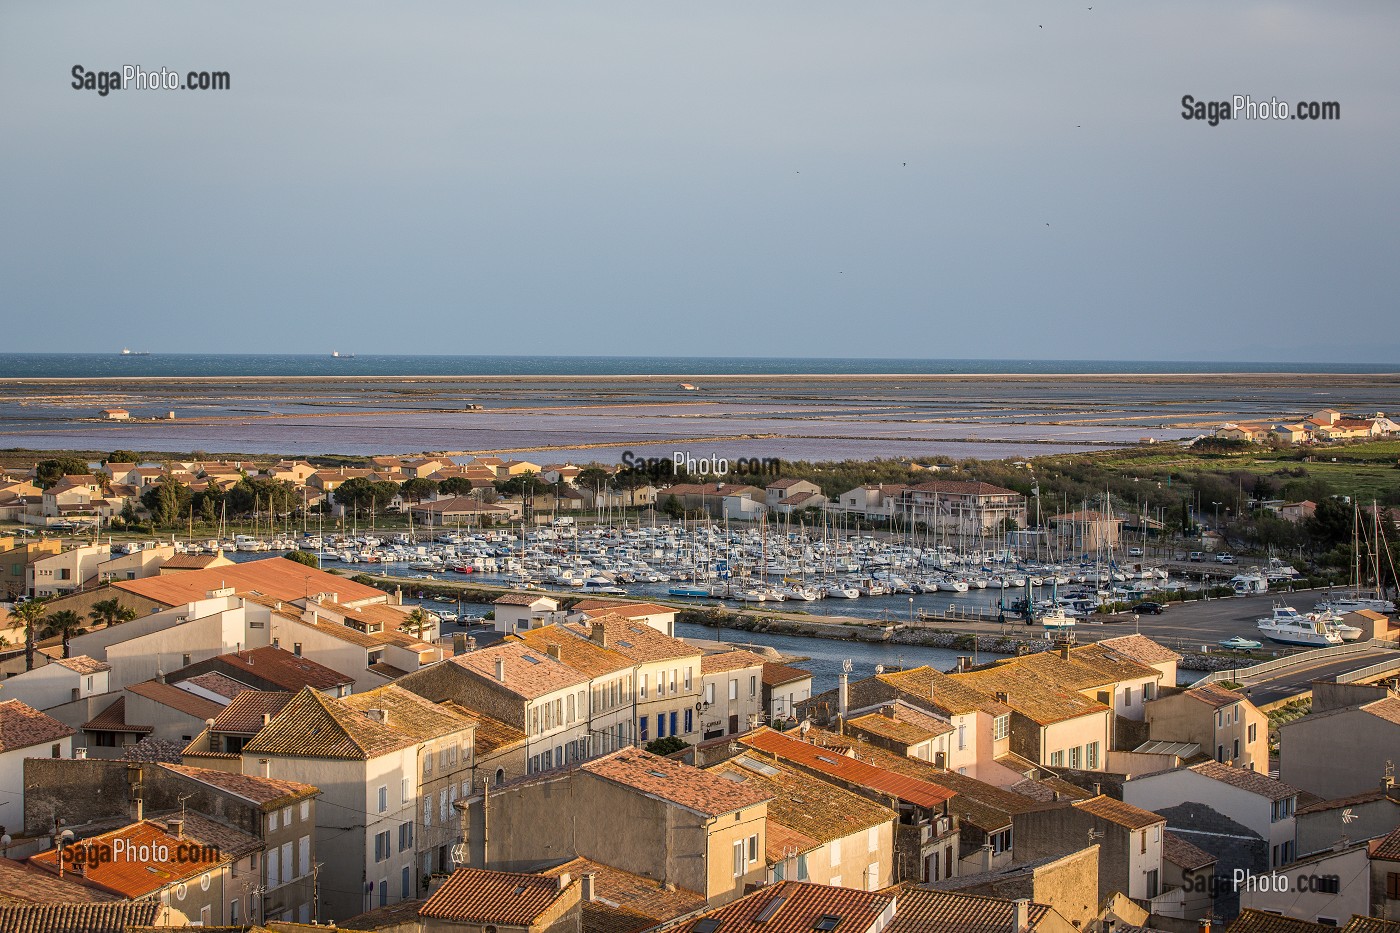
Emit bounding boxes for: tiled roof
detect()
[763,662,812,688]
[181,671,251,700]
[450,641,590,701]
[1363,696,1400,725]
[209,691,294,735]
[420,868,573,924]
[0,902,159,933]
[1369,824,1400,861]
[493,592,557,606]
[1097,634,1182,665]
[513,625,635,678]
[673,881,893,933]
[540,857,706,933]
[1185,682,1249,709]
[27,819,231,898]
[885,888,1053,933]
[243,687,416,760]
[1342,918,1400,933]
[80,697,151,735]
[701,649,768,676]
[741,728,956,809]
[0,857,118,906]
[1188,760,1299,801]
[710,754,897,848]
[876,667,1010,717]
[441,704,527,757]
[342,685,475,742]
[847,704,953,745]
[0,699,76,752]
[583,747,771,817]
[564,616,698,663]
[766,820,821,861]
[125,679,225,721]
[948,660,1111,725]
[1163,831,1216,871]
[571,599,675,617]
[50,655,110,675]
[203,646,361,692]
[903,480,1020,497]
[159,763,318,807]
[1296,786,1397,815]
[158,553,225,570]
[1226,909,1341,933]
[113,556,384,606]
[1071,794,1164,830]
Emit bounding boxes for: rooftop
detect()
[540,857,706,933]
[113,556,384,607]
[741,728,955,810]
[158,763,319,808]
[450,641,590,700]
[884,888,1054,933]
[582,747,771,818]
[243,687,416,760]
[1186,760,1300,802]
[710,754,898,849]
[1071,794,1165,830]
[673,881,893,933]
[0,699,77,752]
[513,625,635,679]
[420,868,574,924]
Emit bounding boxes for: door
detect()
[729,714,739,734]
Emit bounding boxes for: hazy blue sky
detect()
[2,2,1396,362]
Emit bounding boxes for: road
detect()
[1227,649,1400,706]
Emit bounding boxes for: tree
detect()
[107,450,142,464]
[140,478,191,527]
[577,466,610,491]
[89,598,137,630]
[42,609,84,658]
[645,736,689,756]
[12,598,48,671]
[439,476,474,497]
[35,458,89,489]
[335,477,401,512]
[400,478,440,504]
[661,495,684,520]
[284,549,319,568]
[495,472,546,498]
[399,607,431,636]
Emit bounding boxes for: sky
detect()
[2,1,1397,362]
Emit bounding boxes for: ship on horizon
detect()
[120,348,150,356]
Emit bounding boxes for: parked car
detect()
[1131,602,1166,615]
[1127,547,1143,557]
[1216,553,1236,564]
[1188,551,1205,562]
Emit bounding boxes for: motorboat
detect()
[1256,604,1343,647]
[1039,606,1075,632]
[1219,636,1262,650]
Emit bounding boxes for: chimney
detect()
[496,657,507,682]
[556,872,571,892]
[293,642,302,657]
[1058,645,1070,660]
[956,655,972,673]
[1198,921,1212,933]
[982,842,994,872]
[132,796,144,822]
[881,705,897,719]
[581,872,596,902]
[1093,783,1102,796]
[168,818,184,839]
[453,633,467,655]
[365,708,389,726]
[995,691,1009,704]
[590,622,608,647]
[547,644,561,661]
[259,758,271,778]
[74,747,88,760]
[1012,898,1030,933]
[838,672,849,733]
[273,637,280,649]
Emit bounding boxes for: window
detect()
[1086,742,1100,770]
[299,835,310,876]
[440,788,449,822]
[379,879,387,907]
[748,834,758,862]
[1124,687,1133,707]
[733,840,746,878]
[685,667,692,690]
[671,668,678,692]
[639,716,650,741]
[830,837,842,867]
[401,778,410,804]
[1317,919,1337,928]
[1144,682,1156,701]
[530,707,540,735]
[685,709,693,733]
[1234,738,1240,760]
[1140,830,1147,854]
[424,753,433,776]
[301,800,310,821]
[705,682,715,704]
[657,714,667,738]
[1217,745,1225,762]
[750,675,757,697]
[797,854,809,881]
[867,827,878,852]
[268,846,281,887]
[640,673,648,698]
[670,711,678,738]
[424,798,432,827]
[993,716,1009,741]
[270,810,279,832]
[402,866,411,898]
[399,822,414,852]
[957,723,967,750]
[1386,872,1400,899]
[1249,723,1258,743]
[230,899,240,924]
[1146,869,1159,899]
[1315,876,1340,895]
[1049,750,1064,767]
[377,786,388,813]
[1069,746,1081,769]
[729,679,738,701]
[374,830,391,862]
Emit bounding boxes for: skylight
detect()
[523,655,541,665]
[815,755,838,764]
[814,915,843,931]
[754,895,788,923]
[694,920,722,933]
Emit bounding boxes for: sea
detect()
[1,353,1395,379]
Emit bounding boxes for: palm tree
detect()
[12,599,48,671]
[44,609,85,658]
[89,598,136,630]
[399,607,431,637]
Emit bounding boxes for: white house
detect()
[0,699,75,817]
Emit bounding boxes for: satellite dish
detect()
[451,843,468,865]
[842,659,853,673]
[799,719,812,736]
[874,664,885,674]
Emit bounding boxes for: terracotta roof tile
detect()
[450,641,589,701]
[1072,794,1165,830]
[1097,634,1182,665]
[701,649,768,676]
[513,625,635,679]
[27,819,231,899]
[341,685,475,742]
[80,697,152,735]
[583,747,771,817]
[113,556,384,607]
[674,881,892,933]
[189,646,354,692]
[421,868,573,924]
[540,857,706,933]
[885,888,1054,933]
[847,704,953,745]
[243,687,416,760]
[181,671,250,700]
[876,667,1010,717]
[50,656,110,675]
[0,699,77,752]
[1185,683,1249,709]
[0,902,159,933]
[1163,831,1216,871]
[763,662,812,688]
[571,599,675,617]
[710,754,896,847]
[1363,696,1400,725]
[563,616,697,664]
[125,680,225,721]
[209,691,294,735]
[1371,825,1400,860]
[741,727,955,809]
[159,763,318,808]
[493,592,558,606]
[1187,760,1299,801]
[0,857,118,906]
[1226,909,1340,933]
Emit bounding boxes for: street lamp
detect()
[908,596,914,626]
[1212,501,1222,529]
